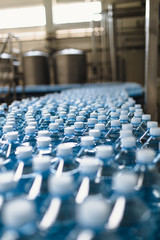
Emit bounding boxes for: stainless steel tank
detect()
[23,51,50,85]
[53,48,86,84]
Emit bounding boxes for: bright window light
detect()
[0,6,46,29]
[53,1,102,24]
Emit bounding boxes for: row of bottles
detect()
[0,85,159,239]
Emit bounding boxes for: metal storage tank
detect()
[23,51,50,85]
[53,48,86,84]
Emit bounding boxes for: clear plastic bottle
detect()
[35,136,55,160]
[14,146,34,194]
[77,136,96,160]
[1,197,41,240]
[0,171,17,211]
[22,126,37,150]
[109,171,156,240]
[49,123,62,151]
[74,122,85,141]
[134,149,160,238]
[39,174,76,240]
[39,113,51,130]
[52,143,80,180]
[119,114,129,125]
[140,114,151,131]
[89,129,101,146]
[1,125,13,141]
[96,145,117,192]
[67,197,121,240]
[55,118,64,137]
[75,157,102,204]
[114,129,133,154]
[61,127,79,157]
[65,113,76,127]
[27,155,51,211]
[95,123,107,142]
[140,121,158,145]
[85,118,97,133]
[142,127,160,156]
[106,120,121,144]
[114,136,136,169]
[5,132,20,169]
[131,117,145,147]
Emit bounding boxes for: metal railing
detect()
[0,33,24,103]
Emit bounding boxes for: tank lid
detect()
[24,50,48,57]
[0,53,11,59]
[55,48,84,56]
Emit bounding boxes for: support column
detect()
[108,4,117,82]
[145,0,159,120]
[43,0,55,38]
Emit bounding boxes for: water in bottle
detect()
[39,174,76,240]
[142,127,160,156]
[109,171,156,240]
[51,143,80,180]
[96,145,118,194]
[77,136,96,160]
[114,136,136,169]
[67,197,121,240]
[1,197,41,240]
[134,149,160,238]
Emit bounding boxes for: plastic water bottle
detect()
[114,129,133,154]
[39,174,76,240]
[128,106,135,120]
[96,145,118,192]
[14,146,34,194]
[77,136,96,160]
[90,112,98,120]
[76,157,102,204]
[140,121,158,145]
[74,122,85,140]
[0,106,6,129]
[55,119,64,137]
[59,111,67,122]
[0,171,17,210]
[89,129,102,146]
[1,197,41,240]
[27,155,51,211]
[109,171,156,240]
[52,143,79,179]
[22,126,37,150]
[98,115,107,124]
[1,125,13,141]
[49,123,62,151]
[134,149,160,238]
[106,120,121,144]
[35,136,55,160]
[61,127,79,157]
[131,117,145,147]
[114,136,136,169]
[95,123,107,143]
[5,132,20,169]
[65,113,76,126]
[140,114,151,131]
[39,113,51,130]
[67,197,120,240]
[50,115,58,123]
[106,112,119,132]
[142,127,160,155]
[119,114,129,125]
[85,118,97,133]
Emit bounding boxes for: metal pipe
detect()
[144,0,159,120]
